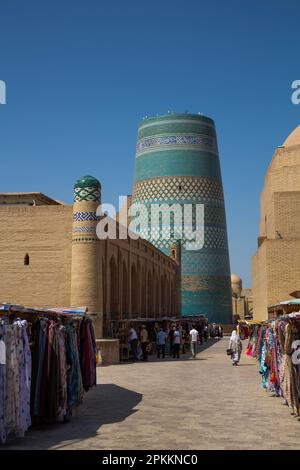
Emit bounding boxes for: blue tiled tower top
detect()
[135,113,220,182]
[139,113,215,127]
[138,113,217,141]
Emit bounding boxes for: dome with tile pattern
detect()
[74,175,101,203]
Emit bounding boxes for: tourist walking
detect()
[128,323,139,361]
[189,326,199,358]
[140,325,149,361]
[156,327,167,359]
[173,326,181,359]
[228,329,242,366]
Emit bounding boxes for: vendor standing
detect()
[140,325,149,361]
[128,323,138,361]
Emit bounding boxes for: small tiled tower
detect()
[71,175,102,336]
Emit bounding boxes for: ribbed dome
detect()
[74,175,101,189]
[283,125,300,147]
[231,274,242,297]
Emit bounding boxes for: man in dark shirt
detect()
[168,325,175,357]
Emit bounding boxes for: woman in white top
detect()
[189,327,199,358]
[228,330,242,366]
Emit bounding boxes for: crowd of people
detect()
[127,321,223,362]
[127,316,246,368]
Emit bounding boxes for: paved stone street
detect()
[3,338,300,450]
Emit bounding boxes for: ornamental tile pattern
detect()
[74,186,101,202]
[181,251,230,276]
[73,227,96,233]
[204,206,226,226]
[182,275,231,292]
[73,211,100,222]
[130,202,226,229]
[137,226,228,251]
[72,237,98,242]
[133,176,224,203]
[136,134,217,156]
[138,121,216,140]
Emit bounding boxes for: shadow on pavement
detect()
[2,384,143,450]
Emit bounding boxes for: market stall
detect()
[246,310,300,418]
[268,298,300,319]
[236,319,259,340]
[0,303,97,443]
[105,315,208,361]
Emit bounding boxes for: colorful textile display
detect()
[237,322,250,340]
[247,315,300,417]
[31,316,96,424]
[0,319,31,444]
[79,318,97,392]
[0,307,97,443]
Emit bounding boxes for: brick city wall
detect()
[266,239,300,306]
[0,203,180,338]
[252,241,268,321]
[0,204,73,307]
[259,146,300,238]
[273,191,300,239]
[253,142,300,320]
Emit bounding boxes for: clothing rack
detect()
[0,303,96,444]
[246,312,300,419]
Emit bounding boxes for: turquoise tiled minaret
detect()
[131,113,232,323]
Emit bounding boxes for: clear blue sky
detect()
[0,0,299,286]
